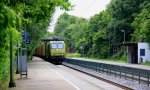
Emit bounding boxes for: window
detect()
[58,44,63,49]
[140,49,145,56]
[51,44,57,49]
[51,44,64,49]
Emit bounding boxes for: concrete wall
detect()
[138,43,150,63]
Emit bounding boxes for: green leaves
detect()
[0,13,5,27]
[132,1,150,43]
[0,0,72,86]
[54,13,89,52]
[7,0,73,55]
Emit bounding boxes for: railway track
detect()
[62,58,150,90]
[62,63,133,90]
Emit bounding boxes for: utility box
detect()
[18,48,28,77]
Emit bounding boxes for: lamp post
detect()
[121,30,126,55]
[106,28,111,59]
[121,30,125,43]
[9,32,16,87]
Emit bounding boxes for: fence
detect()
[64,58,150,86]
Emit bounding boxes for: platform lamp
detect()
[121,30,126,54]
[121,30,126,43]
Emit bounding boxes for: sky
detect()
[48,0,111,32]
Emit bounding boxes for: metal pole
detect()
[16,45,20,74]
[9,36,16,87]
[148,73,149,86]
[121,30,126,54]
[107,28,111,59]
[109,35,110,59]
[124,30,125,43]
[139,73,141,84]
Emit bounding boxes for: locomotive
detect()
[36,38,66,64]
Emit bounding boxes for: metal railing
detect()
[64,58,150,86]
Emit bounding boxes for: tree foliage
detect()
[0,3,21,86]
[54,13,88,52]
[0,0,72,88]
[132,1,150,43]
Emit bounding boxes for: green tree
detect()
[54,13,89,53]
[132,1,150,44]
[54,0,150,60]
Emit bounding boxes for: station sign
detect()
[25,32,30,44]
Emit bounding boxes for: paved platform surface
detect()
[9,57,77,90]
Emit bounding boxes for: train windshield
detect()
[51,44,64,49]
[51,44,57,49]
[58,44,64,49]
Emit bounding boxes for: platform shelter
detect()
[121,42,150,64]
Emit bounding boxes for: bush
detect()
[66,53,81,58]
[0,4,20,89]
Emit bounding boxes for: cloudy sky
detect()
[48,0,111,32]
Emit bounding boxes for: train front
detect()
[50,41,66,64]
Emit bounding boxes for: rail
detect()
[64,58,150,86]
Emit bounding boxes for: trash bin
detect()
[139,57,143,64]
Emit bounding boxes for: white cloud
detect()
[67,0,110,19]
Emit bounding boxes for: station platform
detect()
[71,58,150,70]
[9,57,77,90]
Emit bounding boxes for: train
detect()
[36,38,66,64]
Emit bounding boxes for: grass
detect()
[142,62,150,66]
[0,79,9,90]
[66,53,81,58]
[80,57,127,63]
[66,53,150,66]
[66,53,127,63]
